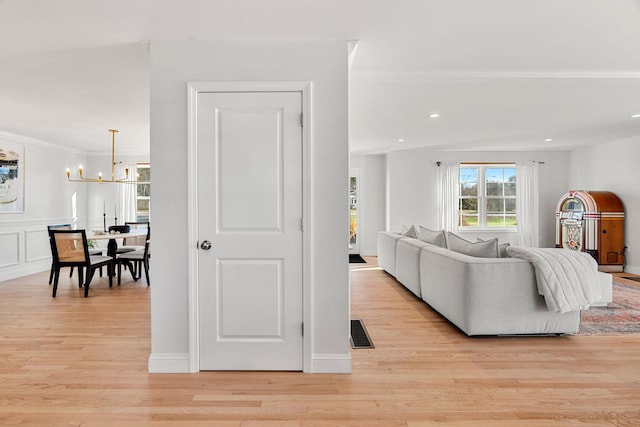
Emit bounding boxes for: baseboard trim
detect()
[0,261,49,283]
[624,265,640,275]
[148,353,191,373]
[310,353,352,373]
[149,352,351,374]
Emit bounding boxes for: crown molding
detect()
[352,70,640,80]
[0,129,149,157]
[0,129,82,154]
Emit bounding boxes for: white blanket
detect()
[506,247,602,313]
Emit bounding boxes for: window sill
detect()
[458,227,518,233]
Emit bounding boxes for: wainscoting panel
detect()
[0,232,20,268]
[25,229,51,262]
[0,218,84,282]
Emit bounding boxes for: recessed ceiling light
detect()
[429,113,440,118]
[397,139,405,143]
[631,113,640,118]
[545,138,553,142]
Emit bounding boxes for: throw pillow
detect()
[477,238,511,258]
[446,232,499,258]
[401,225,418,239]
[417,226,447,248]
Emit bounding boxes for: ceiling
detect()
[0,0,639,156]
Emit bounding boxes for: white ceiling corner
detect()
[0,0,638,155]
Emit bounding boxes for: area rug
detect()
[579,281,640,335]
[349,254,367,264]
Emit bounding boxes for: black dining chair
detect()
[47,224,74,285]
[116,237,150,286]
[115,221,150,255]
[49,229,114,297]
[48,224,104,285]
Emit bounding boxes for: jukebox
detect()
[555,190,625,272]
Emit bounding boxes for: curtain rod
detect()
[436,161,545,166]
[115,161,150,165]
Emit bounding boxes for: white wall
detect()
[0,131,88,281]
[568,137,640,274]
[149,40,350,373]
[380,148,570,248]
[350,154,386,255]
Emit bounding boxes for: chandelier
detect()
[65,129,138,184]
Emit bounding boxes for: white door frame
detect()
[187,81,312,373]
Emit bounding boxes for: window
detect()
[136,164,150,222]
[459,165,516,228]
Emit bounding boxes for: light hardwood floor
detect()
[1,259,639,426]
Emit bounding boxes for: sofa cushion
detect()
[417,226,447,248]
[477,238,511,258]
[401,225,418,238]
[446,232,499,258]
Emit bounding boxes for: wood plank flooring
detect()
[612,272,640,288]
[0,260,639,426]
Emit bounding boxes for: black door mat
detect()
[349,254,367,264]
[350,319,374,349]
[622,276,640,282]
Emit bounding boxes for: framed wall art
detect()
[0,142,24,213]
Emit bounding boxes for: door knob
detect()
[200,240,212,250]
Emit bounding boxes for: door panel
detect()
[217,108,283,231]
[197,91,303,371]
[217,259,283,339]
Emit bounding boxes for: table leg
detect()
[107,238,117,257]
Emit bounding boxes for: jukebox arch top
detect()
[555,190,625,272]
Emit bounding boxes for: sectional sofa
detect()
[377,230,612,336]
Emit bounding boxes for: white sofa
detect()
[377,231,611,336]
[395,237,430,298]
[377,231,407,277]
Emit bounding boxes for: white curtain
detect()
[116,162,137,224]
[516,161,539,247]
[437,162,460,232]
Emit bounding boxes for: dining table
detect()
[88,230,148,257]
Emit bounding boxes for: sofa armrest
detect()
[377,231,406,277]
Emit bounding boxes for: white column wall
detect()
[149,40,350,373]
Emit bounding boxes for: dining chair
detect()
[48,224,104,284]
[49,229,114,297]
[116,237,150,286]
[47,224,74,284]
[115,221,150,254]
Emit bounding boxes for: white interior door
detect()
[197,91,303,370]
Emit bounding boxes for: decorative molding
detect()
[0,130,82,154]
[25,229,50,262]
[625,265,640,276]
[0,129,148,157]
[352,70,640,81]
[148,353,191,373]
[0,231,20,268]
[311,353,352,373]
[0,259,49,282]
[0,217,75,227]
